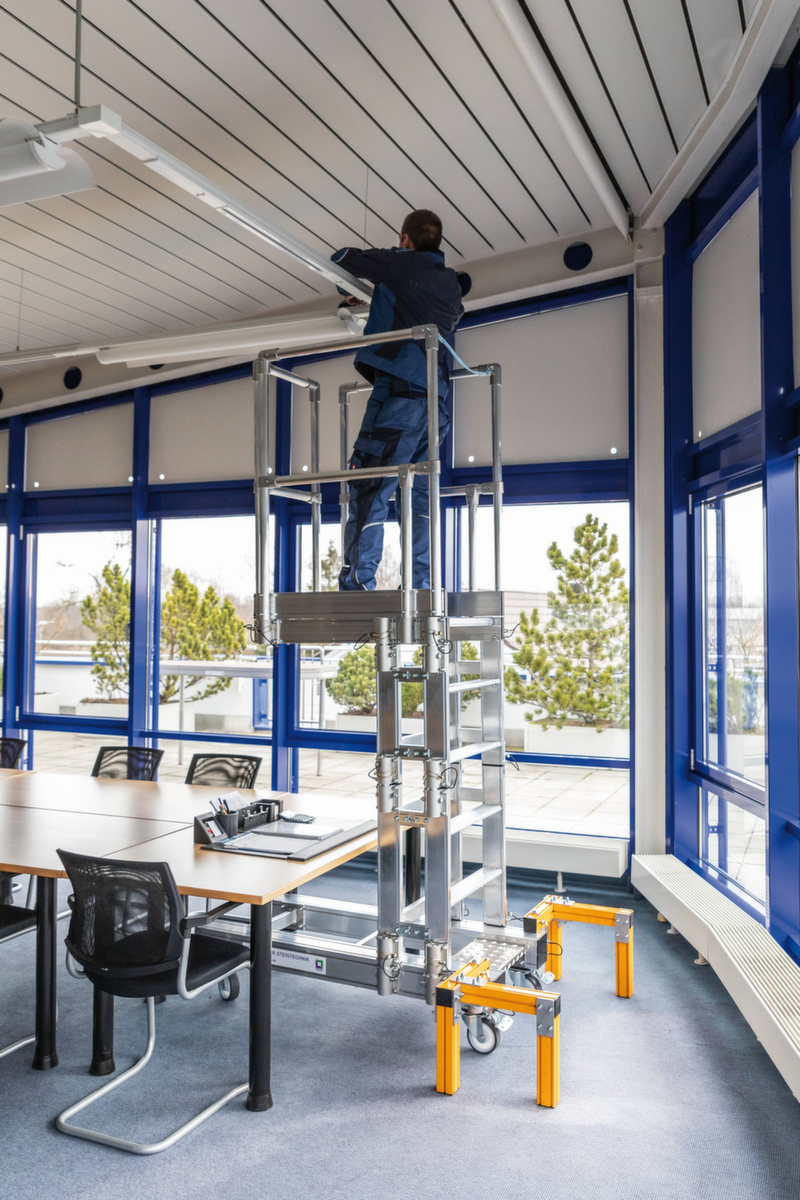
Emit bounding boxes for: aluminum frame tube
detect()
[467,485,479,592]
[425,330,443,611]
[490,365,503,591]
[253,355,272,643]
[308,381,321,593]
[399,466,414,644]
[268,323,435,365]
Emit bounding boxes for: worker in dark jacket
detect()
[332,209,471,591]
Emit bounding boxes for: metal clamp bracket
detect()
[397,922,429,940]
[395,811,429,826]
[614,911,632,943]
[535,994,558,1038]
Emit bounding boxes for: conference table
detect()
[0,772,377,1112]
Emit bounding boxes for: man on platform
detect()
[331,209,471,591]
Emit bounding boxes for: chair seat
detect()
[85,933,250,998]
[0,903,36,939]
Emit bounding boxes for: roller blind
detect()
[453,295,629,467]
[149,377,257,484]
[25,403,133,491]
[290,354,368,474]
[692,190,761,440]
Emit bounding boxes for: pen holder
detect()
[217,811,239,838]
[241,799,281,831]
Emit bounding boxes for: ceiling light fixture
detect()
[0,118,94,208]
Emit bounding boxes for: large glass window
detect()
[701,487,765,786]
[32,529,132,720]
[466,503,630,762]
[156,516,268,740]
[700,788,766,905]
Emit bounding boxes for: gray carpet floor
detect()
[1,866,799,1200]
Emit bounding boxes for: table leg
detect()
[33,875,58,1071]
[247,900,272,1112]
[89,987,115,1076]
[0,871,13,905]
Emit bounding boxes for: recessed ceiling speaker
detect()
[64,366,82,390]
[563,242,593,271]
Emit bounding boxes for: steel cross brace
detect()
[523,896,634,998]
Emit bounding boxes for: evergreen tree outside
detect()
[326,644,377,714]
[81,563,247,704]
[505,513,629,731]
[159,569,247,704]
[81,563,131,701]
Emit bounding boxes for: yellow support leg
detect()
[547,917,563,981]
[615,927,634,997]
[536,1015,560,1107]
[435,1002,461,1095]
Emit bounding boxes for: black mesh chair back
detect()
[91,746,164,781]
[0,737,26,769]
[185,753,262,790]
[57,848,184,977]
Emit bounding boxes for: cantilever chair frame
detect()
[58,898,251,1155]
[0,900,38,1062]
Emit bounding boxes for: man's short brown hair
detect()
[401,209,443,252]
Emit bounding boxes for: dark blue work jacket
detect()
[330,246,471,396]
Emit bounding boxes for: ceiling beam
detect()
[487,0,631,241]
[639,0,800,228]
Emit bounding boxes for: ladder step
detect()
[450,740,503,763]
[450,805,502,834]
[448,677,499,694]
[455,785,484,802]
[450,867,502,907]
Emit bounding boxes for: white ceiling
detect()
[0,0,764,360]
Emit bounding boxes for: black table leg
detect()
[247,900,272,1112]
[89,987,115,1076]
[33,875,58,1071]
[0,871,13,905]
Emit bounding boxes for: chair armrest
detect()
[180,901,240,937]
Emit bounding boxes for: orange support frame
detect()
[434,960,561,1106]
[524,895,634,998]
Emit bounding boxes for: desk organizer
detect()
[193,797,283,846]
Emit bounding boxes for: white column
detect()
[634,280,667,853]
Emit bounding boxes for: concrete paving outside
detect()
[27,729,630,837]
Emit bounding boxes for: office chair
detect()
[0,738,27,906]
[91,746,164,781]
[184,753,262,790]
[0,896,37,1062]
[0,736,26,769]
[55,849,250,1155]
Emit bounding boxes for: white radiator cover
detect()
[633,854,800,1101]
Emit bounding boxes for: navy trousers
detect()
[339,373,450,591]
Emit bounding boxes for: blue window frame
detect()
[665,63,800,949]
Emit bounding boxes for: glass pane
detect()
[0,527,6,710]
[298,748,628,837]
[157,516,270,738]
[482,503,630,761]
[33,530,132,719]
[28,729,128,774]
[702,487,765,785]
[701,789,766,904]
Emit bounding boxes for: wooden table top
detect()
[0,774,377,901]
[107,825,379,905]
[0,768,27,780]
[0,806,188,877]
[0,772,288,824]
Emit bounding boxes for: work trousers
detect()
[339,373,450,591]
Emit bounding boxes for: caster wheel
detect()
[219,973,240,1002]
[466,1017,500,1054]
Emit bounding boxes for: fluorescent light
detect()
[0,117,94,209]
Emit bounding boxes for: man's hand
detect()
[339,295,361,307]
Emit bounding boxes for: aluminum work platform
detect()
[247,322,545,1034]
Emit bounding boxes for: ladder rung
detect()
[450,740,502,763]
[450,867,502,907]
[455,785,484,802]
[448,677,499,694]
[450,805,502,834]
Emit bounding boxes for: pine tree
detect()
[160,569,247,704]
[505,513,629,731]
[326,644,377,714]
[81,562,131,701]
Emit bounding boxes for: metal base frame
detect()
[56,997,248,1156]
